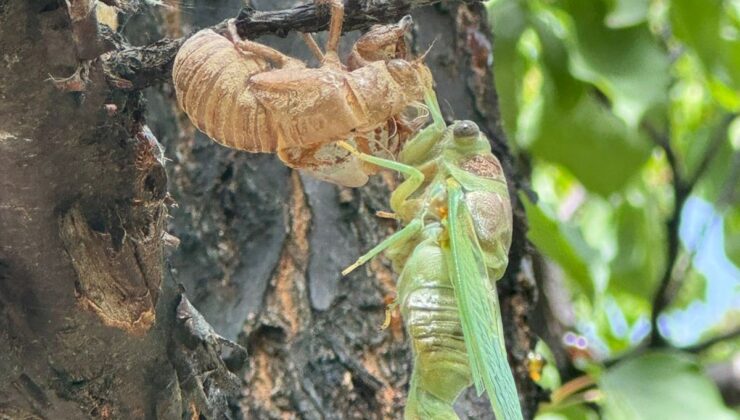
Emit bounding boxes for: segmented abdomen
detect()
[172,29,275,152]
[398,239,471,405]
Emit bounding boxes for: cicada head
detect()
[386,58,434,102]
[447,120,497,165]
[349,15,414,68]
[450,120,488,150]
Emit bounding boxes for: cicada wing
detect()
[444,179,523,420]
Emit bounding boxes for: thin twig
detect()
[644,122,686,347]
[646,117,734,348]
[683,327,740,354]
[233,0,480,38]
[687,115,736,187]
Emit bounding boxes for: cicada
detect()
[341,92,522,419]
[172,0,432,186]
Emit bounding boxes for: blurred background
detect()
[488,0,739,418]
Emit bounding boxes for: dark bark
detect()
[0,0,540,419]
[0,1,242,419]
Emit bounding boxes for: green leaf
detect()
[522,195,596,299]
[607,199,666,301]
[560,0,671,127]
[530,90,651,195]
[670,0,740,109]
[605,0,649,28]
[489,0,529,137]
[725,207,740,267]
[600,352,737,420]
[531,13,582,107]
[525,14,652,195]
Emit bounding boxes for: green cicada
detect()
[341,90,522,420]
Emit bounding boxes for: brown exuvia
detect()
[172,0,434,186]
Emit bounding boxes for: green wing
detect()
[444,179,523,420]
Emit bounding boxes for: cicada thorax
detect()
[447,125,513,277]
[458,153,505,182]
[459,155,511,231]
[172,29,277,153]
[250,61,420,149]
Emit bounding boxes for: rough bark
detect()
[0,0,540,419]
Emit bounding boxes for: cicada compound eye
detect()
[453,120,480,141]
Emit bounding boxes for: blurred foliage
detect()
[488,0,739,417]
[600,352,737,419]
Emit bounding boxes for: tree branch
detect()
[103,0,481,90]
[642,122,685,347]
[683,327,740,354]
[232,0,479,38]
[645,116,733,348]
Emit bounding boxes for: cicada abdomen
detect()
[172,29,274,152]
[394,224,472,419]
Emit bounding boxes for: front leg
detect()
[398,90,447,165]
[227,19,305,69]
[342,219,422,276]
[337,141,425,212]
[316,0,344,68]
[300,32,325,62]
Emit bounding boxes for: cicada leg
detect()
[279,142,370,187]
[425,90,445,129]
[300,32,325,62]
[341,219,422,276]
[317,0,344,59]
[337,141,425,212]
[375,210,398,219]
[299,0,344,68]
[227,19,305,69]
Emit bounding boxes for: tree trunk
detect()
[0,0,540,418]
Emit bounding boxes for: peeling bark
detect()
[59,204,161,335]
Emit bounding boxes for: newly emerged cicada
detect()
[342,92,523,420]
[172,0,432,186]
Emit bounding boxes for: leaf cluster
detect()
[489,0,739,416]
